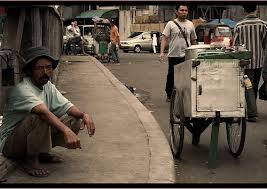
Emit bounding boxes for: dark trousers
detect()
[245,68,262,117]
[3,114,80,159]
[110,43,119,63]
[165,57,185,99]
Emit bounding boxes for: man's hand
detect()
[81,114,96,137]
[159,52,166,63]
[63,128,81,149]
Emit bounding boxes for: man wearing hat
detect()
[0,46,96,177]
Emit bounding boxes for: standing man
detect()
[152,33,158,54]
[65,19,86,55]
[0,46,96,177]
[109,19,120,63]
[160,4,197,102]
[233,5,267,122]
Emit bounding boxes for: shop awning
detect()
[76,9,118,19]
[207,19,237,28]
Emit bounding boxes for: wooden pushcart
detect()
[169,46,251,168]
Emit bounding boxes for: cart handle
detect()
[192,60,201,67]
[239,59,250,67]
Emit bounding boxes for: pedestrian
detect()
[109,19,120,63]
[160,4,197,102]
[0,46,96,177]
[65,19,86,55]
[233,5,267,122]
[152,33,157,54]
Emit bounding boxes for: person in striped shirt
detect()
[233,5,267,122]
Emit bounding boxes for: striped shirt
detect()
[233,14,267,69]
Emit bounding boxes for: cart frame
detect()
[169,58,248,168]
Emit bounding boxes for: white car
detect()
[120,31,162,53]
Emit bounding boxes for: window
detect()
[128,32,143,38]
[142,33,151,39]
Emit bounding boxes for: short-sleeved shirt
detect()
[233,14,267,69]
[110,25,120,44]
[66,25,81,40]
[0,77,74,152]
[162,18,197,57]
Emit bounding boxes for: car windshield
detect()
[128,32,143,38]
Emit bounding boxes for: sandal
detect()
[23,167,50,177]
[39,153,64,163]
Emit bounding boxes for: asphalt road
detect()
[104,50,267,183]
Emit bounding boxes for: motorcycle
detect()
[63,35,84,55]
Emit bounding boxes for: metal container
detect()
[174,58,246,118]
[185,44,211,60]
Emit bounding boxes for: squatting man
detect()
[0,46,96,177]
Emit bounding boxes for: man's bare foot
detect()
[19,156,50,177]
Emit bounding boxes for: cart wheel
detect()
[169,87,184,158]
[226,117,246,158]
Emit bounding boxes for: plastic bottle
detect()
[243,75,252,89]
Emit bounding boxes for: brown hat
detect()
[22,46,59,72]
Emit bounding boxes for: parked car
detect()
[120,31,161,53]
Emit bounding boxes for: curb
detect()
[0,55,175,183]
[91,57,175,183]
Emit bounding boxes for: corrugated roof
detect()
[76,9,118,19]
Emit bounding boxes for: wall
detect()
[259,6,267,22]
[62,5,82,20]
[130,23,166,33]
[0,6,63,114]
[222,5,267,22]
[158,5,176,22]
[119,5,173,40]
[119,10,132,40]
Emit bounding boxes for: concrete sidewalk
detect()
[2,55,175,183]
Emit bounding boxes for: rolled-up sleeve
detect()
[49,84,73,117]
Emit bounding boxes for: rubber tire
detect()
[169,87,184,158]
[134,45,141,53]
[226,116,246,158]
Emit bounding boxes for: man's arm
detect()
[233,27,240,45]
[114,27,120,45]
[159,35,168,61]
[31,104,81,149]
[191,39,197,45]
[190,25,198,45]
[116,29,120,45]
[67,25,74,32]
[67,106,96,136]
